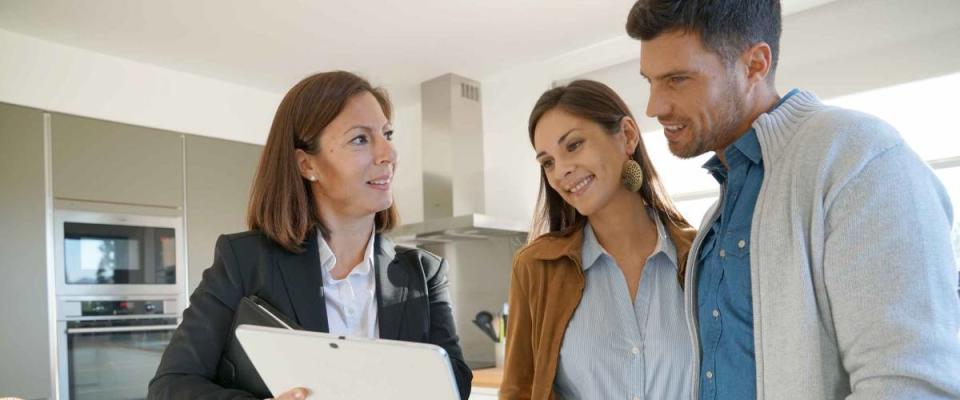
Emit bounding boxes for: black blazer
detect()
[148,230,472,399]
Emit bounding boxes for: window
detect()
[933,165,960,276]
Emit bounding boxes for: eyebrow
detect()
[343,124,391,135]
[535,129,577,159]
[640,69,694,81]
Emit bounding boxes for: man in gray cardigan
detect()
[626,1,960,399]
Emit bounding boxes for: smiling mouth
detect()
[662,123,687,139]
[564,175,594,196]
[366,177,391,190]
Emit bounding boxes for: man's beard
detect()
[670,82,747,159]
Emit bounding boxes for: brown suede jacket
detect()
[500,224,694,400]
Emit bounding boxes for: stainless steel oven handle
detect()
[66,324,179,334]
[64,313,179,322]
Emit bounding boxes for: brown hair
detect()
[247,71,399,253]
[528,80,694,282]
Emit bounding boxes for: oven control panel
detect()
[57,297,181,319]
[81,300,167,316]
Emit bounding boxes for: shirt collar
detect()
[581,208,679,272]
[580,224,604,272]
[317,227,376,278]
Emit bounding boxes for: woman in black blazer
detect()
[148,71,472,400]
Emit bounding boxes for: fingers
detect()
[272,387,310,400]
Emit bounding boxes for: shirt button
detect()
[712,309,720,318]
[706,370,714,379]
[719,249,726,258]
[631,346,640,355]
[738,239,746,249]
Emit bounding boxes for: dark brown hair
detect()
[528,80,694,281]
[626,0,782,81]
[247,71,399,253]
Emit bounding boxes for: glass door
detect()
[65,318,177,400]
[55,210,184,297]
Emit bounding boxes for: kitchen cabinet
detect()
[0,101,266,398]
[0,102,52,399]
[184,134,262,294]
[51,113,183,208]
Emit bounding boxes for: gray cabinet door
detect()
[51,113,184,208]
[184,135,262,294]
[0,102,52,399]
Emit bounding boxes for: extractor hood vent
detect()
[460,82,480,101]
[390,214,527,246]
[389,73,527,246]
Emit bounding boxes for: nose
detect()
[553,156,575,180]
[374,133,397,166]
[645,85,669,119]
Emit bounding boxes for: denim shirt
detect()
[696,90,798,400]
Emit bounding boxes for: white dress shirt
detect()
[317,229,378,338]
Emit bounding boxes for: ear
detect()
[620,116,642,156]
[742,42,773,87]
[294,149,317,181]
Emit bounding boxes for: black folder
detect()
[219,296,302,398]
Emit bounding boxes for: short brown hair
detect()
[247,71,399,253]
[626,0,782,80]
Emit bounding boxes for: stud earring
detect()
[621,159,644,192]
[309,176,317,182]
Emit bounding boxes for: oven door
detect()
[59,317,178,400]
[54,210,184,297]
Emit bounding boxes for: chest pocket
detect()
[721,230,751,291]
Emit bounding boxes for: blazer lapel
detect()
[276,230,329,333]
[375,235,408,339]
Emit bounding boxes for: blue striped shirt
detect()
[553,211,693,400]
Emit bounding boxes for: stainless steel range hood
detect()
[389,74,528,246]
[390,213,528,244]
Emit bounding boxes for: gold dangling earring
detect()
[621,159,644,192]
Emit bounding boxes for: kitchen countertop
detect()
[471,367,503,389]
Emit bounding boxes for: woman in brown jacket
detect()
[501,80,696,400]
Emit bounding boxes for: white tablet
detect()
[235,324,462,400]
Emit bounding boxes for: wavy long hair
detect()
[527,80,694,282]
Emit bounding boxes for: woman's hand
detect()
[270,387,310,399]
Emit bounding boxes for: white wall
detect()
[0,28,280,145]
[387,84,426,224]
[479,66,549,226]
[479,34,644,225]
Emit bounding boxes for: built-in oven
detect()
[52,210,187,399]
[56,297,181,400]
[54,210,185,297]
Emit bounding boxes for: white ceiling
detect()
[0,0,836,94]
